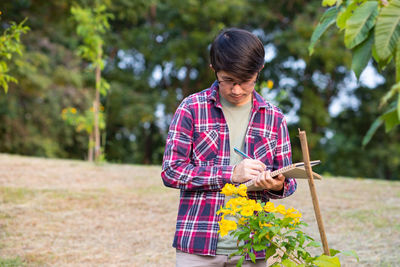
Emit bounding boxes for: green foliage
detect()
[0,0,398,177]
[327,83,400,180]
[61,107,105,134]
[310,0,400,145]
[309,8,339,55]
[351,31,373,79]
[71,5,113,68]
[312,254,340,267]
[217,184,358,267]
[344,1,377,49]
[0,16,29,93]
[362,115,383,147]
[336,1,359,30]
[374,0,400,62]
[69,3,113,161]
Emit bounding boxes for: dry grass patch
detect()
[0,153,399,266]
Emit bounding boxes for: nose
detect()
[231,84,242,94]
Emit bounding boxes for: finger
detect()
[248,168,263,177]
[256,172,271,188]
[276,174,286,181]
[256,160,267,171]
[264,170,272,179]
[247,160,266,173]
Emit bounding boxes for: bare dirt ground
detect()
[0,153,399,266]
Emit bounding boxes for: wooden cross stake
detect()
[298,129,330,256]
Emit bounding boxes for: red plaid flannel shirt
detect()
[161,81,297,259]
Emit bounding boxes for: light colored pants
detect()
[176,249,267,267]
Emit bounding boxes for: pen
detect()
[233,147,253,159]
[234,147,321,167]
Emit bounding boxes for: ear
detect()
[209,64,215,71]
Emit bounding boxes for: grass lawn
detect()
[0,153,399,266]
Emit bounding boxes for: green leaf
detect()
[381,107,400,132]
[253,244,266,251]
[238,231,250,241]
[337,2,358,30]
[329,248,341,256]
[281,258,297,267]
[396,41,400,82]
[344,1,378,49]
[265,245,277,259]
[309,7,339,55]
[313,255,340,267]
[340,250,359,262]
[297,232,305,246]
[375,0,400,61]
[258,230,269,240]
[323,0,337,7]
[362,116,383,147]
[236,256,245,267]
[351,30,373,79]
[398,92,400,120]
[372,44,393,70]
[249,252,256,263]
[380,82,400,108]
[306,241,322,248]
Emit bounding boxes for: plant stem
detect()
[265,235,304,265]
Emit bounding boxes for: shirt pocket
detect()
[192,130,219,163]
[247,135,277,168]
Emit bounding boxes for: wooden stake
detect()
[298,129,330,256]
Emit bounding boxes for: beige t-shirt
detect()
[216,93,252,255]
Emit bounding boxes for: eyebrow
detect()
[220,75,237,80]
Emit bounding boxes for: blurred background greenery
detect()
[0,0,398,179]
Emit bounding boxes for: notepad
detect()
[244,161,322,191]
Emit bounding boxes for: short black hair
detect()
[210,28,265,81]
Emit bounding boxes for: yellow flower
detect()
[226,196,248,212]
[276,204,287,215]
[285,207,302,221]
[62,108,67,114]
[289,218,301,226]
[217,207,236,217]
[241,205,254,217]
[264,202,277,213]
[238,217,248,225]
[235,197,249,206]
[285,208,302,224]
[267,80,274,89]
[70,108,77,114]
[218,219,237,237]
[259,221,272,228]
[221,183,238,196]
[286,207,297,214]
[237,184,247,197]
[226,198,239,211]
[253,202,263,212]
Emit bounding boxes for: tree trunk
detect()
[88,130,94,162]
[143,122,156,165]
[94,43,102,161]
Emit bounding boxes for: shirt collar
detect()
[209,80,269,110]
